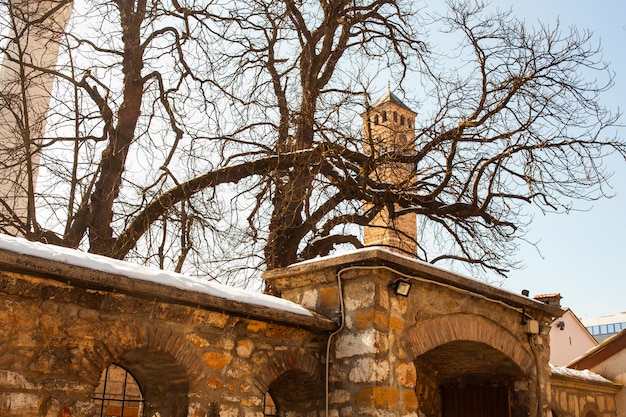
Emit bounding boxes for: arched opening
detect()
[581,403,601,417]
[93,348,190,417]
[263,392,278,417]
[93,364,144,417]
[266,369,324,417]
[415,341,530,417]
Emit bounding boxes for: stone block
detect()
[236,339,255,358]
[319,286,338,310]
[300,289,319,310]
[192,310,230,328]
[344,280,375,311]
[186,333,211,348]
[152,302,193,323]
[335,329,386,358]
[0,392,42,416]
[329,389,351,404]
[353,310,396,331]
[349,358,389,383]
[206,376,227,389]
[355,386,399,408]
[247,320,268,332]
[0,371,35,390]
[396,362,416,388]
[203,352,233,370]
[403,390,419,410]
[225,359,252,378]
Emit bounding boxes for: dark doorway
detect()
[442,386,510,417]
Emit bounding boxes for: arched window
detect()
[264,392,279,417]
[93,364,144,417]
[374,115,379,125]
[400,115,405,125]
[382,111,387,122]
[393,111,398,122]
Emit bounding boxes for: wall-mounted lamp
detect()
[556,321,565,331]
[389,279,412,297]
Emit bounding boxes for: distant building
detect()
[569,329,626,417]
[534,293,598,366]
[583,312,626,343]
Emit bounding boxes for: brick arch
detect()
[405,313,534,375]
[581,402,601,417]
[82,319,205,389]
[255,351,323,393]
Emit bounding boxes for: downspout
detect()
[325,267,347,417]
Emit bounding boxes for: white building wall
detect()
[549,310,598,366]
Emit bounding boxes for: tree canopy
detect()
[0,0,623,288]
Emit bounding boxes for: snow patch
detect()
[0,234,312,317]
[550,364,614,384]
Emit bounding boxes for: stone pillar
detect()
[267,265,417,417]
[332,267,417,417]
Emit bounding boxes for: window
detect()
[264,392,278,417]
[382,111,387,122]
[400,115,405,125]
[374,115,379,125]
[93,364,144,417]
[393,111,398,122]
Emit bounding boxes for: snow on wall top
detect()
[0,233,312,317]
[550,364,614,384]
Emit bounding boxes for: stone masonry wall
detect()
[550,375,620,417]
[0,269,329,417]
[271,262,555,417]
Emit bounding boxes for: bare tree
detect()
[0,0,623,288]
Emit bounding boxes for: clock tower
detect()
[362,90,418,255]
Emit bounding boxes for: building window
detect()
[374,115,379,125]
[93,364,144,417]
[264,392,278,417]
[400,115,405,125]
[393,111,398,122]
[382,111,387,122]
[399,134,407,144]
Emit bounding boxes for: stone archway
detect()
[405,314,536,417]
[256,352,324,417]
[85,322,205,417]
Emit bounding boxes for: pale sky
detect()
[495,0,625,320]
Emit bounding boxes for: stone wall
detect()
[0,262,333,417]
[264,249,563,417]
[550,370,621,417]
[0,238,621,417]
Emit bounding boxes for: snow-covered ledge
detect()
[0,234,334,332]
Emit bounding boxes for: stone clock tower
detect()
[362,90,418,256]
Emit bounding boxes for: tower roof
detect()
[371,90,417,114]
